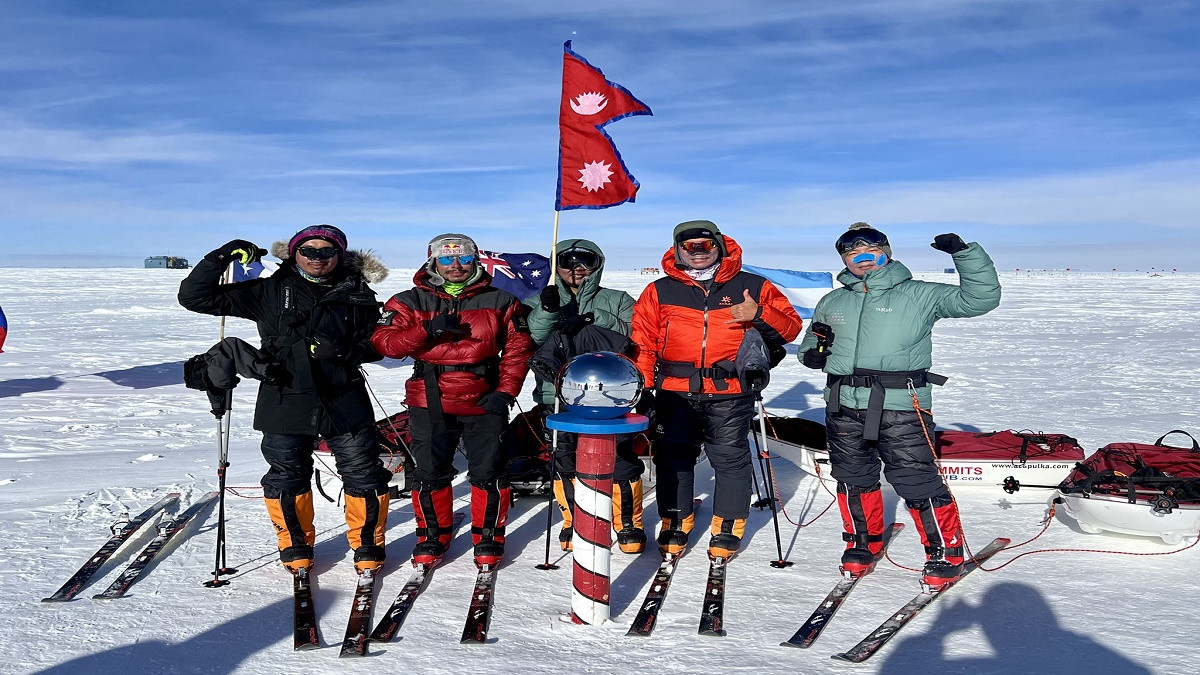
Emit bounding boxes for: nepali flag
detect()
[479,251,552,302]
[0,303,7,353]
[556,41,652,211]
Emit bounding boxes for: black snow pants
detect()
[654,391,754,521]
[825,407,949,502]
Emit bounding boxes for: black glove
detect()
[802,348,828,370]
[205,239,267,265]
[308,335,342,359]
[635,389,656,415]
[528,356,559,383]
[557,312,594,337]
[802,321,834,369]
[478,391,515,416]
[184,355,210,391]
[745,368,769,392]
[262,361,291,387]
[424,313,465,339]
[931,233,968,254]
[540,285,562,313]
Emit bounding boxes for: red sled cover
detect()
[935,430,1085,463]
[1059,430,1200,502]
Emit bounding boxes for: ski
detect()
[293,566,320,651]
[369,512,466,643]
[831,537,1010,663]
[626,553,683,637]
[627,498,702,637]
[781,522,905,648]
[459,565,498,644]
[43,492,181,602]
[338,569,378,657]
[92,492,219,600]
[697,556,728,636]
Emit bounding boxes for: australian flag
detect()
[478,251,551,302]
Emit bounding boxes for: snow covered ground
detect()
[1,266,1197,674]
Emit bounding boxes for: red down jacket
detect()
[371,268,534,415]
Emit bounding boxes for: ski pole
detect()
[537,403,562,571]
[204,263,238,588]
[204,390,237,587]
[755,395,792,568]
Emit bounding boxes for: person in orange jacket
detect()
[632,220,802,561]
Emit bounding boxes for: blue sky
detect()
[1,1,1198,272]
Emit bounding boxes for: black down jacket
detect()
[178,246,386,436]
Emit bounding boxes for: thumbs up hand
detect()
[727,289,761,323]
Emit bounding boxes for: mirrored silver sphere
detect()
[556,351,644,419]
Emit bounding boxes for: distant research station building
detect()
[145,255,189,269]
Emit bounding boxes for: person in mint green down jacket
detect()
[797,222,1001,591]
[524,238,645,554]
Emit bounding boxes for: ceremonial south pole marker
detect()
[546,413,649,625]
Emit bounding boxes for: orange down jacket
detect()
[632,236,802,396]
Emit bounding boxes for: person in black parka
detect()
[178,225,392,576]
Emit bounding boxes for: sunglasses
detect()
[297,246,340,260]
[436,254,476,266]
[679,239,718,254]
[557,249,599,270]
[835,227,889,255]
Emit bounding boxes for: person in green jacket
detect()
[525,238,646,553]
[798,222,1001,590]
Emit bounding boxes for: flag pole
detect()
[537,209,565,570]
[549,210,561,280]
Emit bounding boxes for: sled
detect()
[1055,430,1200,544]
[757,416,833,483]
[759,416,1084,488]
[502,406,659,497]
[315,411,412,496]
[502,409,553,497]
[935,430,1084,487]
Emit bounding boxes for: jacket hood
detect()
[270,240,389,284]
[660,234,743,285]
[555,237,606,303]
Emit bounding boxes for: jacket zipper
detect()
[699,286,711,383]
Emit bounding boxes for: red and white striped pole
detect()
[570,432,618,624]
[545,412,648,625]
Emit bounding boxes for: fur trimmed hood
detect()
[270,240,389,284]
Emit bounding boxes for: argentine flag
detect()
[743,264,834,326]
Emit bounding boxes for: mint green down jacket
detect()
[523,238,635,406]
[797,242,1001,411]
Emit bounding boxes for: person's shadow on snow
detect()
[34,598,291,674]
[879,581,1151,674]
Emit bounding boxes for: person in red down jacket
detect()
[371,233,534,570]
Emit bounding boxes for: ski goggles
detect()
[296,246,341,260]
[835,227,889,255]
[436,254,476,266]
[679,239,718,254]
[557,248,599,270]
